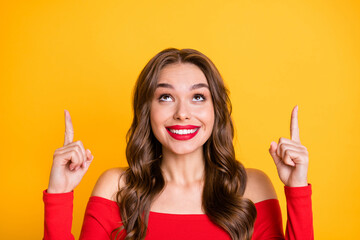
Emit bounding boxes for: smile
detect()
[165,125,200,140]
[168,128,198,135]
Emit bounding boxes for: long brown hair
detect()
[112,48,257,240]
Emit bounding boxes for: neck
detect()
[160,148,205,186]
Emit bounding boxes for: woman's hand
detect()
[47,110,94,193]
[269,105,309,187]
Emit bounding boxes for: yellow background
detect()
[1,0,359,239]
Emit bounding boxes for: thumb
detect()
[269,141,281,166]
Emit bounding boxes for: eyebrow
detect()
[156,83,210,90]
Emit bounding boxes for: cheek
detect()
[199,105,215,125]
[197,105,215,131]
[150,108,158,129]
[150,105,166,132]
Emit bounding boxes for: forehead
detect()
[157,63,208,85]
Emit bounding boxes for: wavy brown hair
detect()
[112,48,257,240]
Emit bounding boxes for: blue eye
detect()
[193,94,205,102]
[159,94,173,102]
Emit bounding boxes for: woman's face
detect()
[150,63,215,156]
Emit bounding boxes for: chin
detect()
[166,145,202,156]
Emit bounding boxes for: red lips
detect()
[166,125,200,130]
[166,125,200,140]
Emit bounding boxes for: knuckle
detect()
[74,145,82,152]
[284,149,290,156]
[77,149,83,159]
[77,149,84,161]
[76,140,84,147]
[54,147,63,154]
[53,149,63,158]
[278,146,285,153]
[76,140,85,153]
[71,150,80,163]
[279,143,286,153]
[53,154,59,161]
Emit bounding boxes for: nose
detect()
[173,100,191,120]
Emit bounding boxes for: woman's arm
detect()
[43,190,75,240]
[44,110,127,240]
[246,169,313,240]
[43,168,125,240]
[44,110,94,239]
[266,105,313,238]
[284,184,313,239]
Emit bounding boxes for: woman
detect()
[44,48,313,240]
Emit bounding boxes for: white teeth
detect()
[169,128,198,135]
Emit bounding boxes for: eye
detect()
[193,94,206,102]
[159,94,173,102]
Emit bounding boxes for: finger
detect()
[84,154,94,169]
[57,141,85,153]
[269,141,282,166]
[68,150,82,171]
[72,143,86,170]
[55,149,82,170]
[56,142,83,157]
[64,110,74,146]
[283,150,296,167]
[277,142,307,159]
[290,105,300,143]
[82,149,92,168]
[86,149,91,159]
[55,141,87,168]
[75,140,86,163]
[277,137,303,146]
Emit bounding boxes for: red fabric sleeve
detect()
[284,184,314,240]
[43,190,75,240]
[43,190,124,240]
[252,184,313,240]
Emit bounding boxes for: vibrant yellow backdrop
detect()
[1,0,359,239]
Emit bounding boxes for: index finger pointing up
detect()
[64,109,74,146]
[290,105,301,143]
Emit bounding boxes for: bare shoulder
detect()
[91,167,127,201]
[243,168,277,203]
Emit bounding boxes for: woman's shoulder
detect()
[243,168,278,204]
[91,167,128,201]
